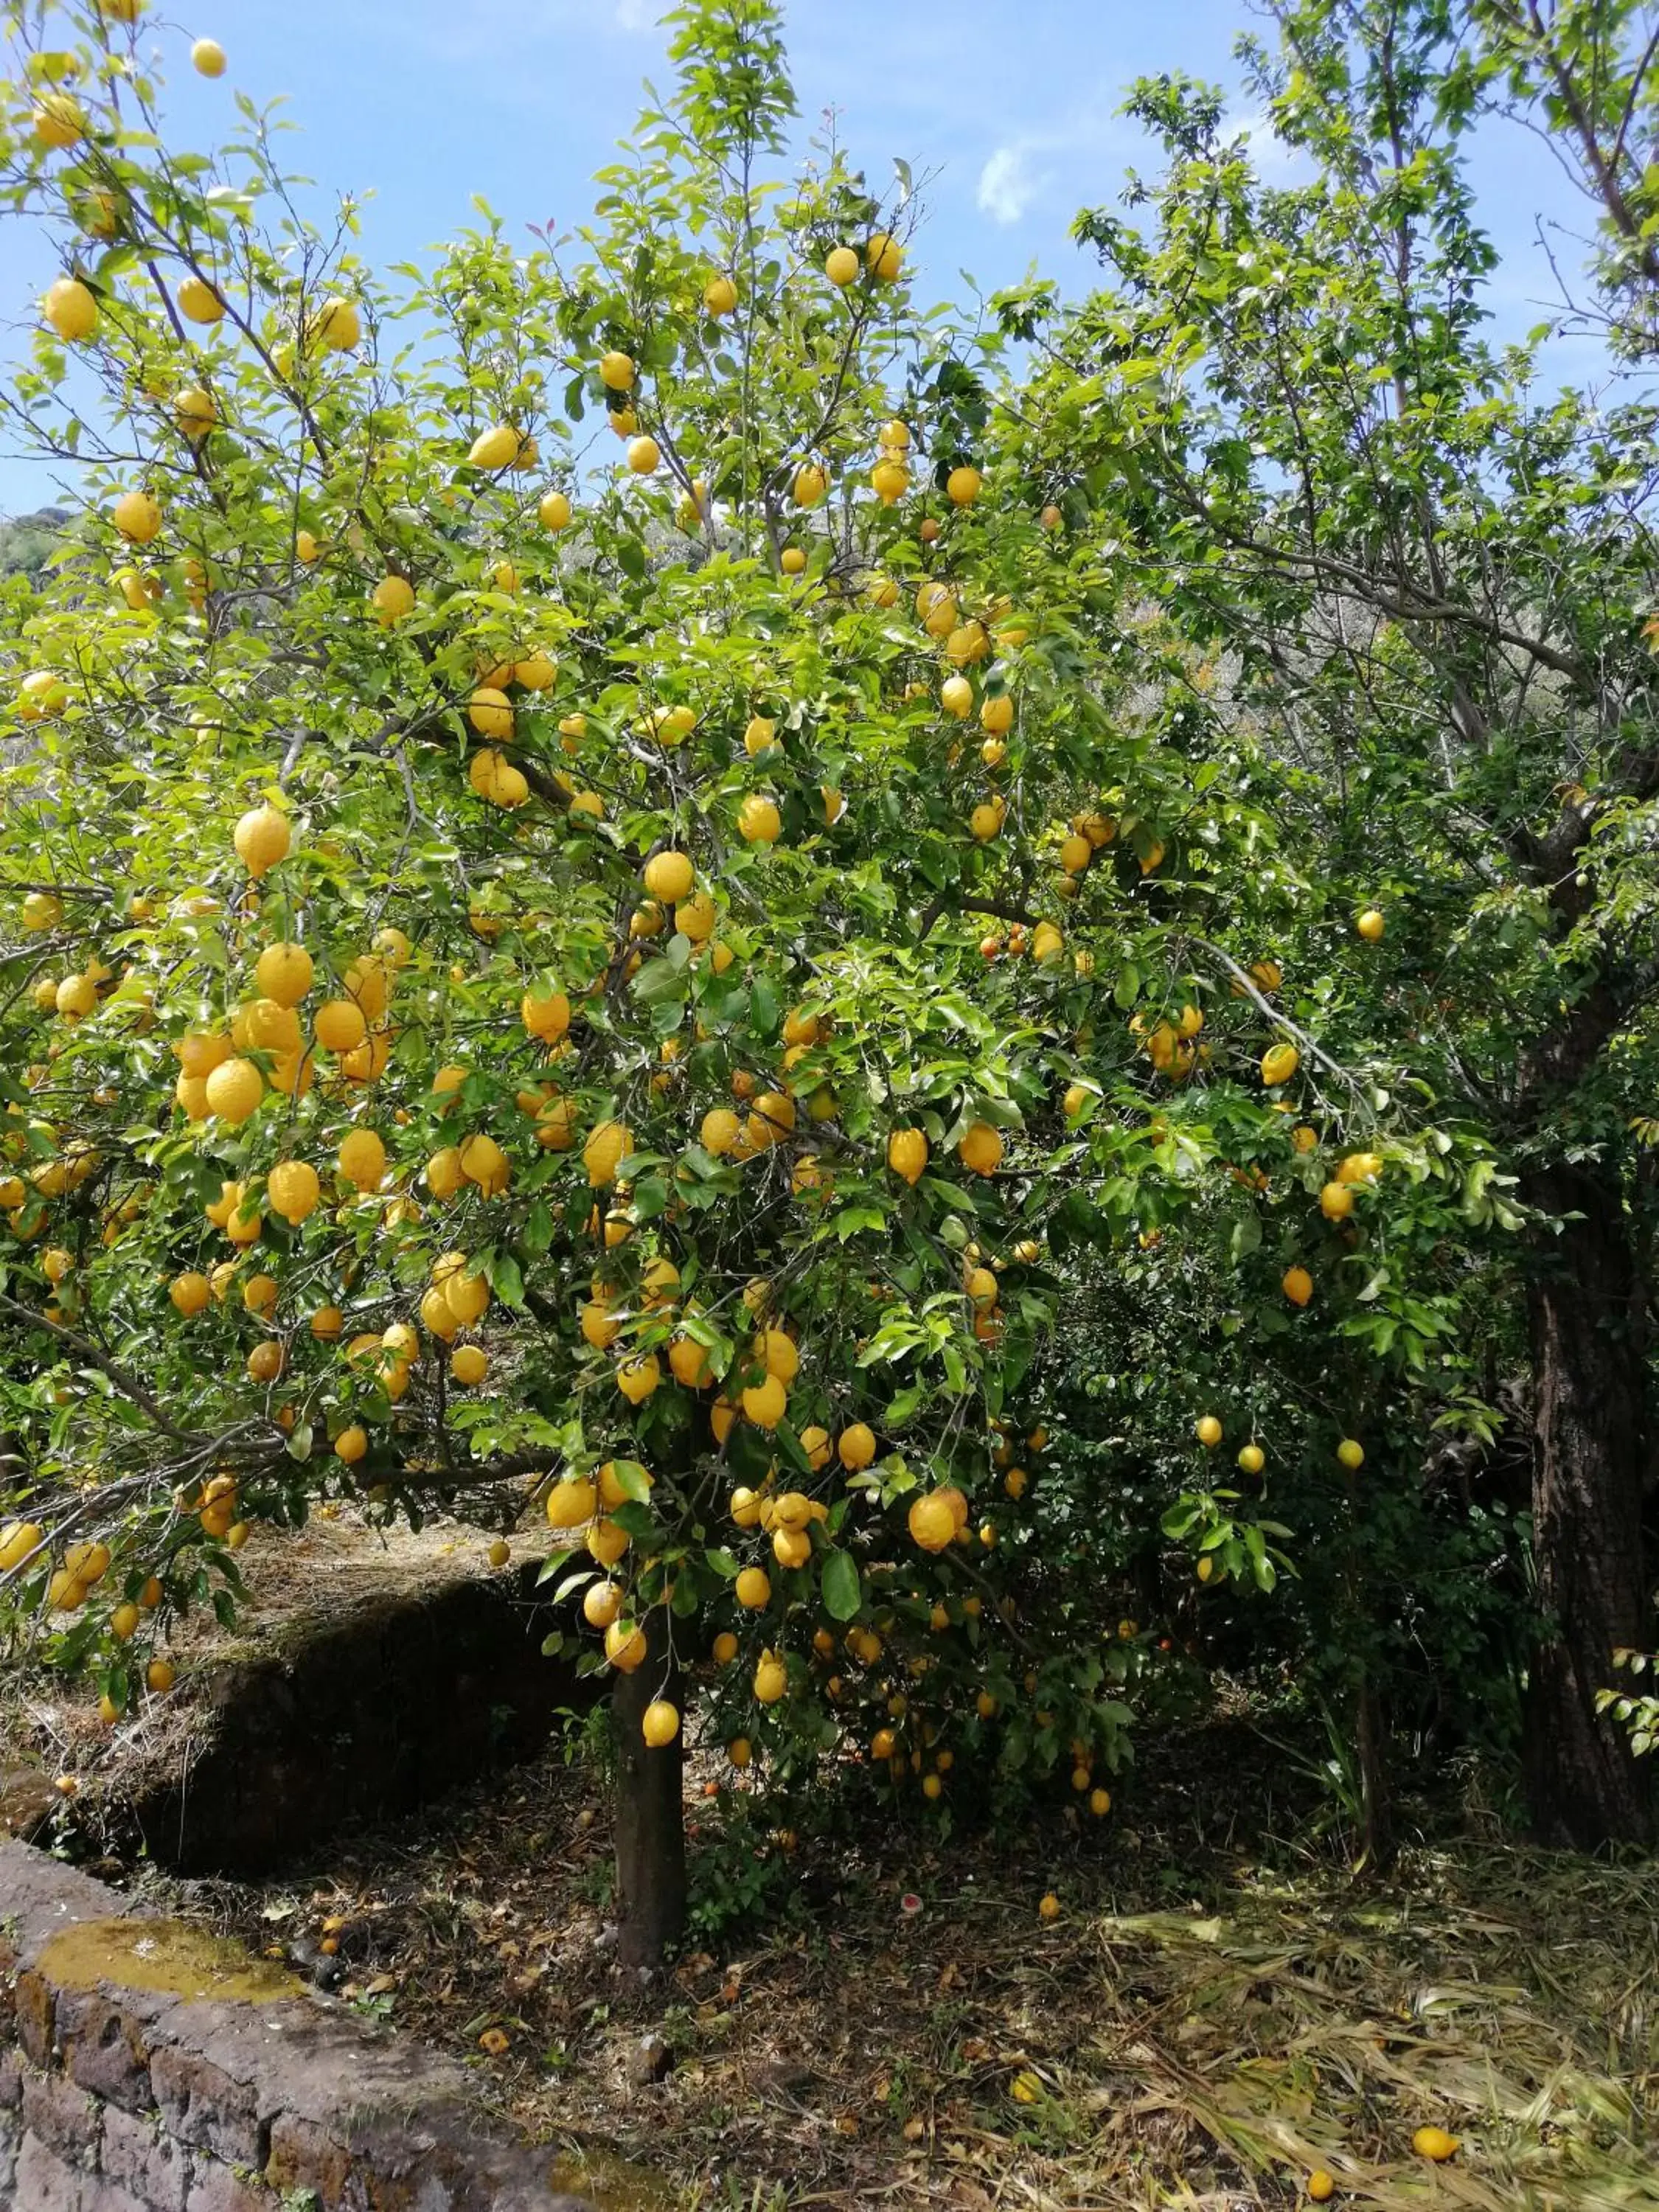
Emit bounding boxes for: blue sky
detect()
[0,0,1618,512]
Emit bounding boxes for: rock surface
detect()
[0,1840,597,2211]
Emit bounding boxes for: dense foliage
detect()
[1,0,1654,1952]
[1008,0,1659,1846]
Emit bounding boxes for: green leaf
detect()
[821,1548,861,1621]
[632,956,689,1007]
[608,1458,654,1504]
[830,1206,886,1240]
[1229,1211,1262,1261]
[608,1499,661,1543]
[885,1381,924,1424]
[632,1175,669,1219]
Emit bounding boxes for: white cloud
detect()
[977,145,1042,225]
[1223,108,1302,178]
[614,0,654,25]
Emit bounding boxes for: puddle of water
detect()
[36,1916,300,2003]
[546,2147,678,2211]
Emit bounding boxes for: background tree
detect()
[1010,0,1659,1843]
[0,506,72,579]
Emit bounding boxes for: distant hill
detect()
[0,507,72,582]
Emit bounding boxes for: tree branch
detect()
[917,892,1040,941]
[0,1295,194,1439]
[1184,938,1371,1102]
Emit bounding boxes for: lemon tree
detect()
[0,0,1511,1953]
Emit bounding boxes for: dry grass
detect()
[137,1723,1659,2212]
[1,1512,539,1790]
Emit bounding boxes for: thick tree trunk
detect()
[611,1605,687,1972]
[1520,1159,1653,1847]
[1354,1675,1394,1874]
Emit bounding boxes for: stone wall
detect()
[0,1843,594,2211]
[124,1559,587,1875]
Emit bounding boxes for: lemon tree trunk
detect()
[611,1606,687,1972]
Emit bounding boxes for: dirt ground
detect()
[10,1517,1658,2211]
[133,1727,1659,2212]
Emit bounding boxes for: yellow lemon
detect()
[233,804,290,876]
[644,851,694,903]
[616,1353,661,1404]
[738,794,781,845]
[1260,1042,1300,1087]
[866,232,902,281]
[44,276,98,341]
[311,293,359,350]
[113,490,163,543]
[838,1422,876,1471]
[176,275,224,324]
[957,1122,1002,1175]
[467,423,523,470]
[641,1700,680,1747]
[372,574,414,625]
[584,1119,631,1187]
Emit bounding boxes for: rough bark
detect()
[1520,1158,1654,1847]
[1354,1675,1394,1874]
[611,1604,687,1971]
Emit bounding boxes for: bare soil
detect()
[11,1517,1657,2211]
[136,1725,1659,2212]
